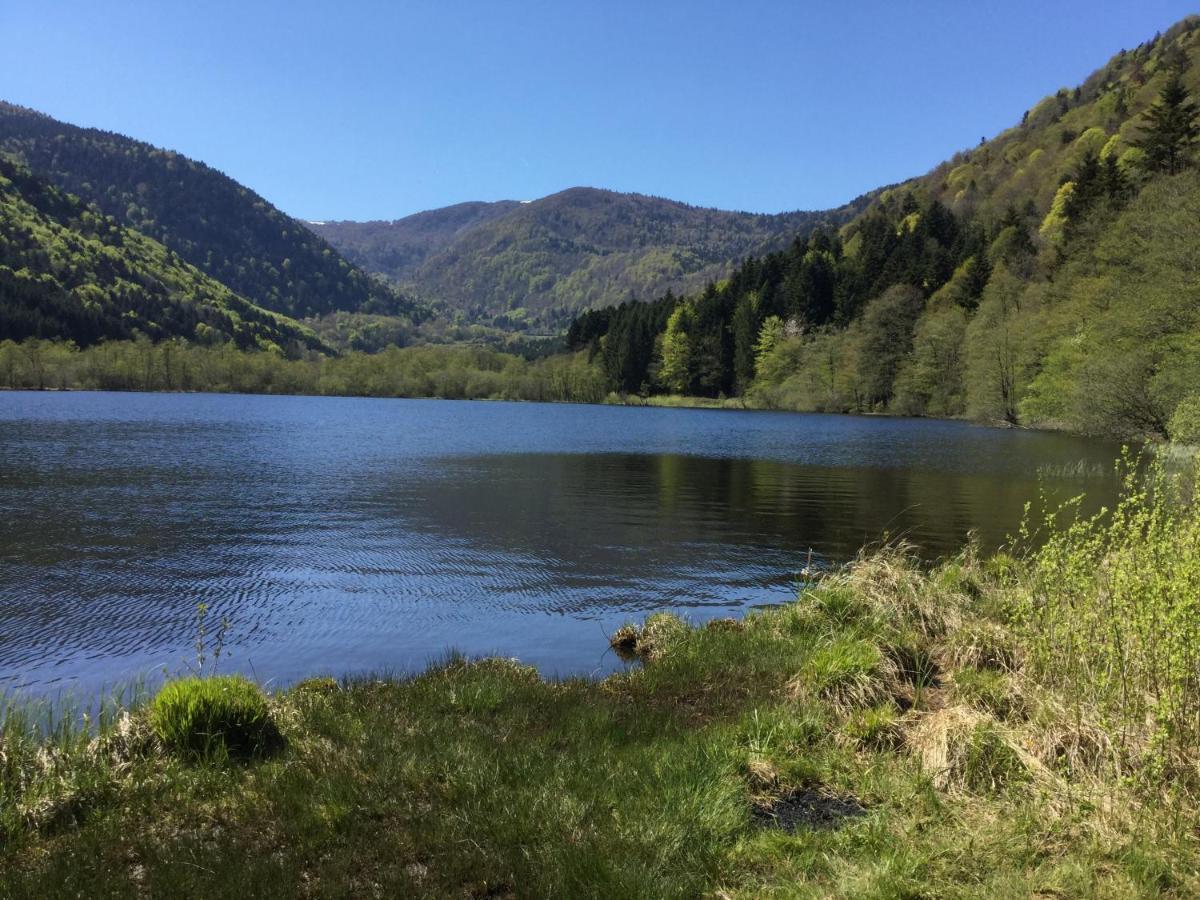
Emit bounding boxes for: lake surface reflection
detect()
[0,392,1124,697]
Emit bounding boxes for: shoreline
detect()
[4,460,1199,895]
[0,384,1143,441]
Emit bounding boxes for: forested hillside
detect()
[311,187,868,329]
[568,17,1200,438]
[0,102,414,321]
[310,200,523,283]
[0,157,326,354]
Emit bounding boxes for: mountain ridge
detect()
[309,186,869,329]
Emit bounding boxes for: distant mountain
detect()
[312,200,523,283]
[0,102,414,321]
[0,156,326,353]
[310,188,866,329]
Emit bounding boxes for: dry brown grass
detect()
[903,705,1040,794]
[609,612,689,660]
[833,544,963,640]
[941,618,1023,672]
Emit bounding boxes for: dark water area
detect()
[0,392,1125,699]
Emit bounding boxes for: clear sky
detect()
[3,1,1196,220]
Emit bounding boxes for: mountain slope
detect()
[869,17,1200,231]
[0,156,326,353]
[311,187,867,329]
[311,200,523,283]
[565,16,1200,438]
[0,102,413,321]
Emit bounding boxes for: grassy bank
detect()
[2,456,1198,898]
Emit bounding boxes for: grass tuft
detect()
[150,675,281,762]
[788,636,899,715]
[609,612,689,660]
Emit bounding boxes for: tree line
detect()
[0,337,606,405]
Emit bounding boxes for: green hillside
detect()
[312,187,869,330]
[0,102,414,321]
[309,200,523,283]
[568,17,1200,439]
[0,156,326,354]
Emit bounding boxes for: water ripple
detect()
[0,392,1124,698]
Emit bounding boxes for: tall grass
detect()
[0,684,149,839]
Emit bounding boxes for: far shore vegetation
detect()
[1,451,1198,896]
[4,336,1200,445]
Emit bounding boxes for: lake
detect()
[0,392,1124,699]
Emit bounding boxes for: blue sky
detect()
[2,2,1196,220]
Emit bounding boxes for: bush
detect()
[1019,454,1200,786]
[1169,395,1200,444]
[150,676,280,761]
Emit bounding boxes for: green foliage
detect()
[0,337,607,403]
[1020,172,1200,436]
[655,300,693,393]
[752,314,784,377]
[855,284,924,409]
[1134,69,1200,174]
[963,264,1026,424]
[568,194,972,401]
[1038,180,1076,244]
[747,327,862,413]
[1169,395,1200,444]
[1018,453,1200,785]
[891,301,968,417]
[0,158,327,353]
[150,675,279,761]
[564,18,1200,437]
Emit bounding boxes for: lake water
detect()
[0,392,1124,699]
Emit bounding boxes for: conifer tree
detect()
[1135,71,1199,175]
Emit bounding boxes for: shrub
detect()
[150,676,280,761]
[1168,395,1200,445]
[1018,454,1200,787]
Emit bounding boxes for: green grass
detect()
[150,675,280,761]
[2,455,1198,897]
